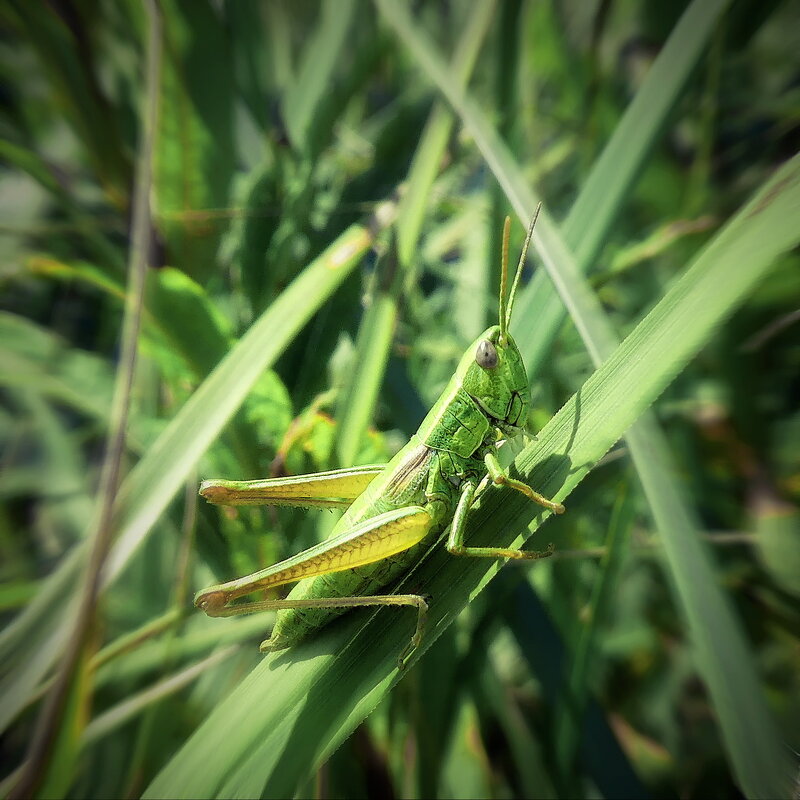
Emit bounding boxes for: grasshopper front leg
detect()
[446,461,561,561]
[484,451,565,515]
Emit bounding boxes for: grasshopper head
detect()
[460,324,530,431]
[458,207,542,433]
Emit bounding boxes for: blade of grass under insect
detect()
[334,3,494,467]
[375,5,793,795]
[143,150,800,800]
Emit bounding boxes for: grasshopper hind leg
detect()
[197,505,436,666]
[258,593,429,668]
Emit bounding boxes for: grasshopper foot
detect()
[397,632,422,670]
[517,541,555,560]
[396,594,429,669]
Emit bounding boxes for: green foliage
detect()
[1,1,798,798]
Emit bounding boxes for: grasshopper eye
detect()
[475,339,498,369]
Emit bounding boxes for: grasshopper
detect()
[195,208,565,666]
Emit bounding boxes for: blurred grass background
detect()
[1,0,799,798]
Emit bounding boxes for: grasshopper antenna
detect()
[498,216,511,343]
[506,202,542,333]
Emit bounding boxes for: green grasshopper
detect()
[195,208,565,666]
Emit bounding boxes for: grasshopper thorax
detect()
[458,324,529,431]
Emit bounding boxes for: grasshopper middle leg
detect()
[446,473,558,561]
